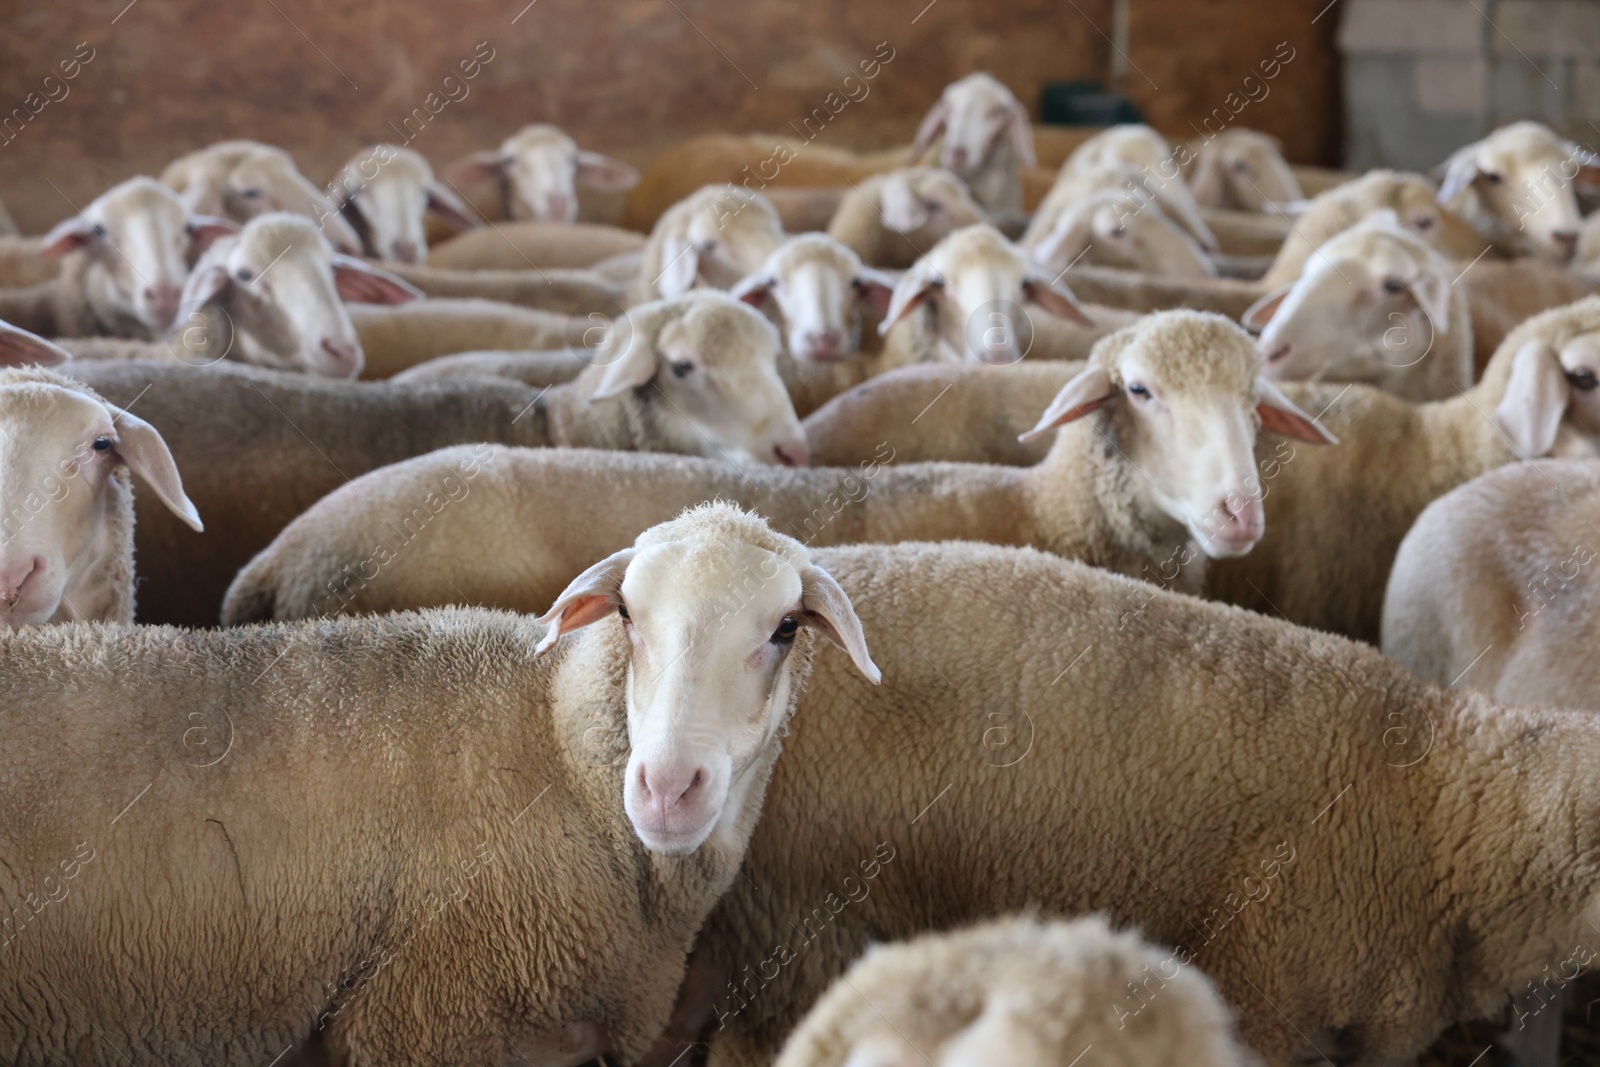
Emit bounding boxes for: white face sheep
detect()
[632,185,787,306]
[730,234,896,363]
[446,123,639,223]
[539,505,878,855]
[880,224,1094,365]
[39,176,235,340]
[329,144,480,263]
[1060,125,1219,252]
[180,212,422,378]
[0,365,200,627]
[160,139,364,255]
[1024,187,1217,279]
[824,167,989,270]
[1246,213,1472,402]
[773,916,1251,1067]
[1436,120,1600,263]
[1186,128,1304,211]
[910,73,1034,221]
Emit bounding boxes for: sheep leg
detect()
[1499,987,1565,1067]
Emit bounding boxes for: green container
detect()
[1040,81,1142,126]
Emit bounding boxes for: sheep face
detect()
[1189,130,1303,211]
[178,144,365,256]
[913,73,1035,180]
[0,372,199,626]
[179,214,420,379]
[1251,221,1453,393]
[1022,312,1337,559]
[882,225,1093,366]
[40,177,213,337]
[656,190,786,299]
[1437,121,1599,264]
[331,145,478,264]
[596,293,810,466]
[450,125,639,223]
[732,235,896,363]
[874,168,988,243]
[1027,191,1216,279]
[535,508,878,855]
[1493,327,1600,456]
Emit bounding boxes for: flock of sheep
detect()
[1,64,1600,1066]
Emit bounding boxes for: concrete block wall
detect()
[1340,0,1600,170]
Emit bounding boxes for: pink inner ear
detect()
[1577,163,1600,192]
[858,282,894,318]
[1257,402,1331,444]
[736,284,771,307]
[334,266,421,306]
[39,228,92,259]
[0,332,67,367]
[535,593,617,654]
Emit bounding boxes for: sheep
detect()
[0,504,879,1066]
[618,531,1600,1067]
[160,139,363,254]
[219,310,1337,625]
[388,347,590,388]
[630,185,786,306]
[368,262,626,318]
[0,236,59,287]
[28,176,237,340]
[1022,185,1217,279]
[1183,128,1303,212]
[1206,296,1600,643]
[1057,125,1218,252]
[773,916,1251,1067]
[1034,160,1220,258]
[825,167,988,269]
[348,298,588,379]
[327,143,479,263]
[0,363,202,626]
[1382,460,1600,704]
[442,123,639,224]
[1245,213,1473,402]
[63,298,799,629]
[424,220,647,271]
[909,73,1034,226]
[1436,120,1600,263]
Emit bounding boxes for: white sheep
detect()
[347,298,592,380]
[327,143,479,263]
[219,310,1336,624]
[1034,161,1220,259]
[0,504,878,1065]
[1058,125,1219,252]
[909,73,1034,226]
[366,262,625,319]
[424,219,647,271]
[1207,296,1600,643]
[1436,120,1600,263]
[774,916,1252,1067]
[1383,459,1600,710]
[1183,128,1303,212]
[160,139,363,254]
[443,123,639,223]
[0,363,201,625]
[630,185,786,306]
[1245,213,1473,402]
[824,167,988,269]
[1023,185,1216,279]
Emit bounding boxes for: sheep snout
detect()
[0,555,48,623]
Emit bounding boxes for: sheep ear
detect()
[878,268,942,335]
[39,215,95,258]
[1018,364,1117,442]
[590,314,663,399]
[1242,286,1292,332]
[1021,274,1094,326]
[854,268,897,318]
[180,262,231,311]
[425,184,481,232]
[331,255,424,305]
[842,1035,921,1067]
[910,99,950,163]
[1435,152,1483,204]
[1029,211,1092,272]
[1151,186,1218,254]
[1409,270,1451,336]
[575,151,640,193]
[444,149,508,188]
[108,407,203,532]
[185,215,238,258]
[1562,141,1600,191]
[1256,378,1338,445]
[1188,147,1228,208]
[730,273,776,309]
[0,321,70,367]
[534,548,638,656]
[1495,339,1569,457]
[656,237,700,300]
[877,175,928,233]
[1003,103,1036,168]
[799,563,880,684]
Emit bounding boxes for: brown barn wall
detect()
[0,0,1339,232]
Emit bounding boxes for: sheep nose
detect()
[637,762,707,822]
[1553,231,1578,261]
[802,331,844,360]
[0,556,45,609]
[320,338,360,370]
[144,283,181,324]
[947,146,969,170]
[545,194,573,221]
[392,240,420,264]
[773,441,810,467]
[1214,494,1265,545]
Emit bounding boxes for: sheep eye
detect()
[240,188,263,199]
[616,603,630,620]
[91,223,107,240]
[1231,160,1250,173]
[235,268,255,282]
[1110,225,1127,238]
[92,436,113,453]
[1483,171,1504,185]
[771,615,799,644]
[670,360,694,378]
[1414,217,1435,231]
[1566,368,1599,392]
[1127,383,1151,399]
[1381,277,1406,295]
[921,198,944,214]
